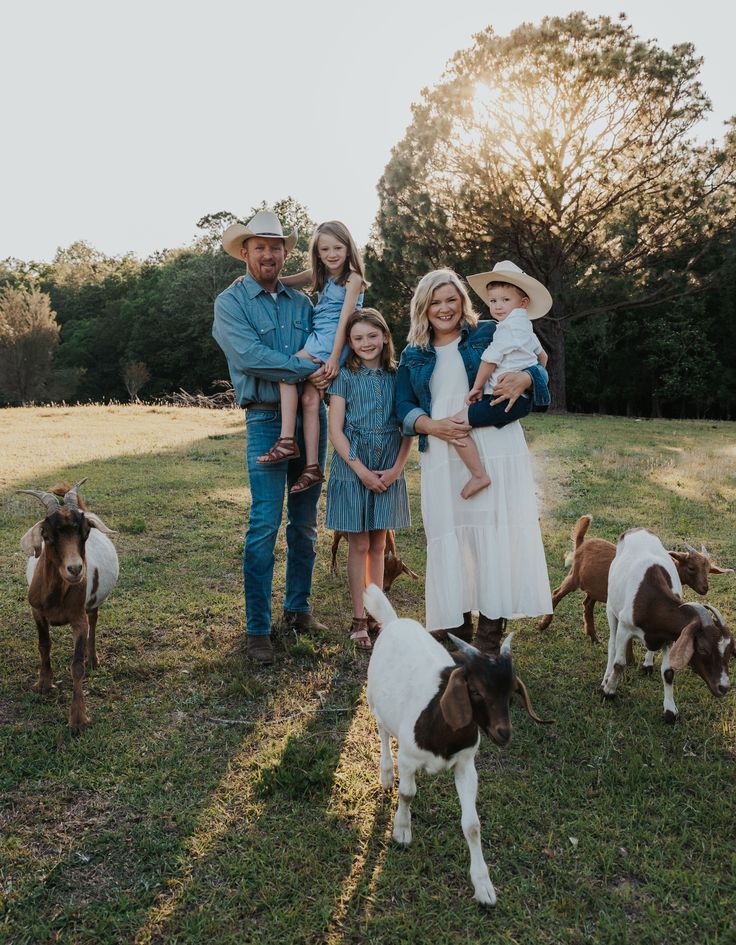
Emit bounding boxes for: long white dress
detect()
[421,338,552,630]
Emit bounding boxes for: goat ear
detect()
[668,552,688,568]
[668,620,698,672]
[515,675,554,725]
[708,563,734,575]
[84,512,115,535]
[439,668,473,730]
[402,562,420,580]
[20,522,44,557]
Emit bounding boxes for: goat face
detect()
[671,605,734,697]
[689,622,734,697]
[41,508,91,584]
[452,652,516,746]
[670,551,710,595]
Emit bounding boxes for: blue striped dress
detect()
[326,366,411,533]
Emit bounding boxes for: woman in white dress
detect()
[395,269,552,653]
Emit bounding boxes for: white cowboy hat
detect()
[467,261,552,319]
[222,209,298,260]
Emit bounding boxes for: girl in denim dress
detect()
[257,221,367,495]
[327,309,412,649]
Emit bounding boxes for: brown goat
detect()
[330,529,419,593]
[537,515,732,643]
[20,480,118,733]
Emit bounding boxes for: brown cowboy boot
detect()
[473,614,507,657]
[430,612,474,644]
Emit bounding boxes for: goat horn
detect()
[447,634,481,658]
[703,603,725,627]
[683,602,713,626]
[701,543,709,557]
[684,543,697,554]
[63,478,88,510]
[17,489,61,514]
[500,632,515,657]
[515,675,554,725]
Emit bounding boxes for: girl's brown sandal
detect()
[257,437,300,464]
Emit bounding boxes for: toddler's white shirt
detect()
[480,309,543,392]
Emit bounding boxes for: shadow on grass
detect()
[0,435,394,944]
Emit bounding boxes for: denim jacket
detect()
[212,273,317,406]
[395,321,551,452]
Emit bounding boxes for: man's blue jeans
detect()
[243,404,327,637]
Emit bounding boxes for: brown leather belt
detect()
[245,402,280,411]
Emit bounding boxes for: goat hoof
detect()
[598,685,616,701]
[69,713,90,734]
[663,710,679,725]
[380,772,394,790]
[392,826,412,845]
[33,679,56,694]
[473,880,497,908]
[641,666,653,677]
[86,655,100,670]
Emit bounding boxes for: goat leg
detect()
[32,610,56,693]
[86,608,100,669]
[393,752,416,845]
[454,757,496,907]
[582,595,600,643]
[69,616,91,733]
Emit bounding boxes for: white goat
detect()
[20,480,119,732]
[364,584,547,906]
[602,529,733,722]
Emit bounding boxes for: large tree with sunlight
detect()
[0,285,60,403]
[368,13,736,408]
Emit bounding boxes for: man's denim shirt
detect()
[395,321,551,452]
[212,273,317,406]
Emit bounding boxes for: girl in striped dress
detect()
[326,309,412,649]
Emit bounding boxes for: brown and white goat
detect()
[330,529,419,594]
[20,480,118,733]
[364,584,548,906]
[601,528,734,722]
[537,515,732,643]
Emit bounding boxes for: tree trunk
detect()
[537,316,567,411]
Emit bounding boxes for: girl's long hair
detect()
[407,269,478,349]
[344,308,397,373]
[309,221,367,292]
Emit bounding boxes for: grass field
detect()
[1,405,735,945]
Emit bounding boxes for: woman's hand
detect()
[491,370,532,411]
[466,385,484,404]
[427,416,471,446]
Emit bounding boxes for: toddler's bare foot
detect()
[460,473,491,499]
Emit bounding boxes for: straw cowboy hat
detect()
[222,209,298,260]
[467,261,552,320]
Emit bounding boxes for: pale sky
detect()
[2,0,734,263]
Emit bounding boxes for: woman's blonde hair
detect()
[407,269,478,349]
[344,308,397,373]
[309,220,368,293]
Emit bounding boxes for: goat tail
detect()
[572,514,593,548]
[363,584,398,628]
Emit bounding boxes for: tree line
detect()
[1,14,735,417]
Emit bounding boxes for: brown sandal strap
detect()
[289,464,324,494]
[257,437,300,464]
[349,617,372,650]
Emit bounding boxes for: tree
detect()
[0,286,60,403]
[368,13,736,408]
[121,360,150,401]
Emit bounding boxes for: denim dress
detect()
[325,367,410,533]
[303,279,364,364]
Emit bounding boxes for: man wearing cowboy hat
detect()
[213,209,329,665]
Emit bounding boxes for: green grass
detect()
[1,407,735,944]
